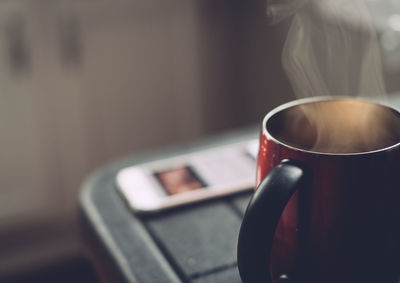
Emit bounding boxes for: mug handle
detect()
[237,159,311,283]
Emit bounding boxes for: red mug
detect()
[237,97,400,283]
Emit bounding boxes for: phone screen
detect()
[154,166,206,195]
[153,144,256,196]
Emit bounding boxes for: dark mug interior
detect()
[266,99,400,154]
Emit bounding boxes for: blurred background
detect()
[0,0,400,282]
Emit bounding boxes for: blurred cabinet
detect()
[0,0,209,276]
[0,0,207,226]
[0,2,63,227]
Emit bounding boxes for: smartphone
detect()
[116,139,258,214]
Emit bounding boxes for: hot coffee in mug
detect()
[237,97,400,283]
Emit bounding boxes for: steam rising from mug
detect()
[265,0,310,25]
[282,0,386,98]
[277,0,398,153]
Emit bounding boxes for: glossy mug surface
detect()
[237,97,400,283]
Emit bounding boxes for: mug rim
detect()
[262,96,400,156]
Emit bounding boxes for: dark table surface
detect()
[79,95,400,283]
[79,127,257,283]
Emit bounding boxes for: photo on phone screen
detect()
[154,166,207,195]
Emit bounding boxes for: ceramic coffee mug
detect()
[237,97,400,283]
